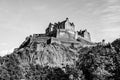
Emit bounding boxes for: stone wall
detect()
[45,23,54,35]
[77,29,91,42]
[56,29,75,40]
[83,31,91,41]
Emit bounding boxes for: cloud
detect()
[102,28,120,32]
[32,5,47,11]
[107,0,118,3]
[0,48,14,57]
[101,0,120,25]
[100,27,120,42]
[0,43,8,46]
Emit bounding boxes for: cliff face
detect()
[16,42,78,68]
[0,35,80,80]
[1,34,120,80]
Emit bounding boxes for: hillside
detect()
[0,37,79,80]
[0,37,120,80]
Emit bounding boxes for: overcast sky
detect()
[0,0,120,56]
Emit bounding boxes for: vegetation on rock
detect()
[0,38,120,80]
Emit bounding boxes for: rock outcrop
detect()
[0,35,81,80]
[0,36,120,80]
[17,42,78,68]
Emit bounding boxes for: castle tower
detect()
[83,29,91,41]
[45,23,54,35]
[65,18,75,32]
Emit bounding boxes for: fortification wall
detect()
[56,29,75,40]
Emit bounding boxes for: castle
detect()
[19,18,94,49]
[45,18,91,42]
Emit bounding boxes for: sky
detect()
[0,0,120,56]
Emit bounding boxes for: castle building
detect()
[19,18,94,49]
[45,18,75,40]
[45,18,91,42]
[76,29,91,41]
[44,18,93,47]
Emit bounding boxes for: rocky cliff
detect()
[0,35,120,80]
[0,35,81,80]
[16,43,78,68]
